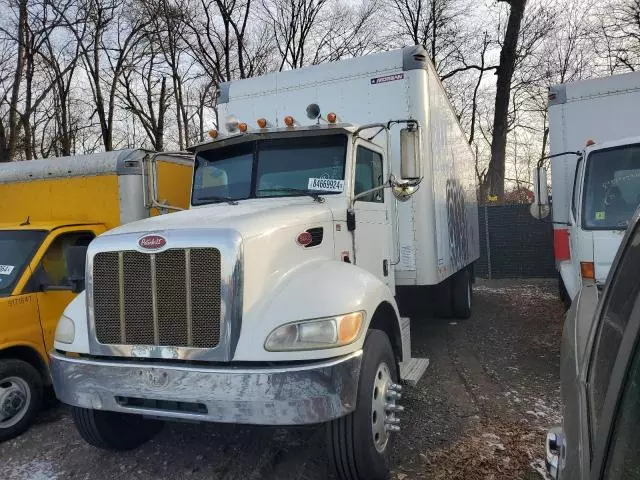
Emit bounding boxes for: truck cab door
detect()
[32,229,97,352]
[352,142,395,290]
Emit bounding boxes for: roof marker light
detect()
[586,139,596,147]
[257,118,267,128]
[208,129,218,139]
[238,122,248,132]
[327,112,337,124]
[284,115,295,127]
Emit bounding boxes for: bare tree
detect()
[485,0,527,202]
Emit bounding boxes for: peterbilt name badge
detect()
[138,234,166,250]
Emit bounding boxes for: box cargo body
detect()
[218,48,480,285]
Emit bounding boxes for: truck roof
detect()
[586,135,640,152]
[0,149,149,184]
[550,70,640,106]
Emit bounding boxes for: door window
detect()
[354,146,384,203]
[587,225,640,444]
[603,331,640,479]
[38,232,94,288]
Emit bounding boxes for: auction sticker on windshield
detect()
[308,178,344,192]
[0,265,15,275]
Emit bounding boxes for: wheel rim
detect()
[371,362,394,453]
[0,376,31,428]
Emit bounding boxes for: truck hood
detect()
[104,197,335,239]
[593,230,626,285]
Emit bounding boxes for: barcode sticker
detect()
[0,265,15,275]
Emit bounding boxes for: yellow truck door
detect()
[29,226,104,352]
[0,288,42,356]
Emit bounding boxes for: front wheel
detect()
[326,329,402,480]
[0,359,43,442]
[71,407,163,450]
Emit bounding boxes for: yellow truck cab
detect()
[0,150,192,441]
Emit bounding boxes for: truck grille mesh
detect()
[93,248,221,348]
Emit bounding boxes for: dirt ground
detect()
[1,279,565,480]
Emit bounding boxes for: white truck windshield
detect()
[191,134,347,205]
[0,230,47,297]
[583,144,640,230]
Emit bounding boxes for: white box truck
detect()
[535,72,640,302]
[50,46,479,480]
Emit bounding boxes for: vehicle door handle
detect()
[383,259,389,277]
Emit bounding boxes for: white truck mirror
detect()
[400,127,421,180]
[531,167,551,219]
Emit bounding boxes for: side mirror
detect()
[400,126,421,180]
[531,167,551,219]
[65,246,88,294]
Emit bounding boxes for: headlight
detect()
[55,315,75,344]
[264,311,365,351]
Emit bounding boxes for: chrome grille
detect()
[93,248,221,348]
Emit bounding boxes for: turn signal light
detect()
[257,118,267,128]
[337,312,363,344]
[238,122,248,132]
[284,115,295,127]
[327,112,337,123]
[581,261,595,279]
[208,129,218,139]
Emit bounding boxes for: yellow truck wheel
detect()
[0,359,43,442]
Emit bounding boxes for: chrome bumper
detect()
[50,351,362,425]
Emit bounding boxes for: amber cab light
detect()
[581,261,595,279]
[238,122,248,132]
[257,118,267,128]
[284,115,295,127]
[208,129,218,139]
[327,112,337,123]
[586,139,596,147]
[296,231,312,246]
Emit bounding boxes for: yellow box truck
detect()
[0,149,192,441]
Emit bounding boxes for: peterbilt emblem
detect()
[139,234,166,250]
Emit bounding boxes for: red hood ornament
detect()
[138,234,166,250]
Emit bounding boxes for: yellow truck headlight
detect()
[264,311,365,351]
[55,315,76,344]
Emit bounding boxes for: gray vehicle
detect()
[546,207,640,479]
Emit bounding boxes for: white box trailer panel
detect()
[218,46,479,286]
[549,71,640,225]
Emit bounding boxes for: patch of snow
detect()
[6,459,59,480]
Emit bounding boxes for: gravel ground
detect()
[1,279,565,480]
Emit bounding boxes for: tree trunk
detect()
[7,0,28,161]
[485,0,527,202]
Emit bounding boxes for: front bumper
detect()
[50,350,362,425]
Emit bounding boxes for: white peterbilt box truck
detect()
[50,46,479,480]
[535,72,640,302]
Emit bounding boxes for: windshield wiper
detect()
[257,188,327,203]
[196,195,239,205]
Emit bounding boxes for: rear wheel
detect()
[326,329,401,480]
[71,407,163,450]
[451,268,472,319]
[0,359,43,442]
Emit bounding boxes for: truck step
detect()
[399,357,430,386]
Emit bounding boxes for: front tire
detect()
[326,329,400,480]
[0,359,43,442]
[71,407,163,450]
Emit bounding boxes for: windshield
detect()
[0,230,47,297]
[191,134,347,205]
[583,144,640,230]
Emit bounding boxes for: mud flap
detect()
[398,317,430,386]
